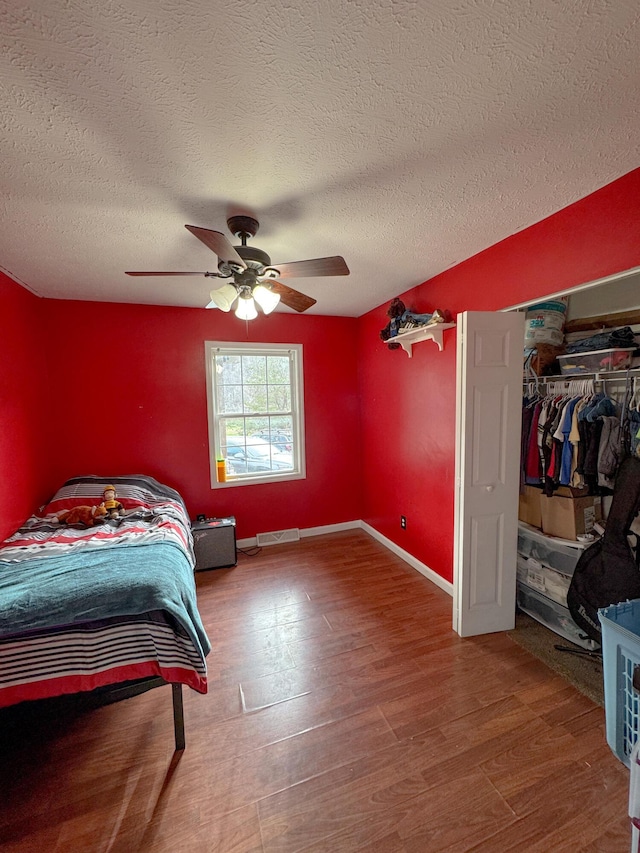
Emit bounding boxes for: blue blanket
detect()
[0,541,211,660]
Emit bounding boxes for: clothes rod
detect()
[524,367,640,384]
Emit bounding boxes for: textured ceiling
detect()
[2,0,639,317]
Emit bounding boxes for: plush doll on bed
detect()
[100,485,125,519]
[56,505,108,526]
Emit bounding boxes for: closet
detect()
[515,275,640,649]
[452,270,640,640]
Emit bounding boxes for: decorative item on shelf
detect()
[523,298,568,348]
[380,298,453,356]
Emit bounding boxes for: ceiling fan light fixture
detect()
[253,284,280,315]
[127,218,348,316]
[207,283,238,312]
[235,291,258,320]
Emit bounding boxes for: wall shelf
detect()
[385,322,455,357]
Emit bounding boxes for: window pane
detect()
[219,418,245,444]
[267,356,290,384]
[245,416,266,436]
[268,385,291,412]
[276,416,293,433]
[217,384,242,414]
[243,383,268,413]
[242,355,266,384]
[217,354,242,384]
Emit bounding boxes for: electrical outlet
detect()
[400,515,407,530]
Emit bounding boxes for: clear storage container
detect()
[517,523,586,576]
[557,347,635,375]
[516,554,571,607]
[516,582,600,651]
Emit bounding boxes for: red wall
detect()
[42,301,362,540]
[3,168,640,563]
[357,167,640,582]
[0,272,53,539]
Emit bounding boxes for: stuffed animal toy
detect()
[379,298,407,346]
[100,485,125,519]
[380,297,447,345]
[56,505,108,526]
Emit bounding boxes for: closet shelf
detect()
[384,322,455,357]
[527,366,640,383]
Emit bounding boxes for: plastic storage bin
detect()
[558,347,635,375]
[599,599,640,768]
[517,554,571,607]
[517,523,586,576]
[517,582,600,651]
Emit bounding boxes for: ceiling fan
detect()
[125,216,350,317]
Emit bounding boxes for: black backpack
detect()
[567,456,640,644]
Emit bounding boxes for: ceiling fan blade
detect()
[125,271,208,276]
[269,256,349,279]
[185,225,246,268]
[269,281,317,312]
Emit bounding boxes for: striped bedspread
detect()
[0,475,210,708]
[0,612,207,708]
[0,474,195,564]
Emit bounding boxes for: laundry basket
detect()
[631,739,640,853]
[599,600,640,768]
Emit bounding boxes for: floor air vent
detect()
[256,528,300,547]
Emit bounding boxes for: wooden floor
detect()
[0,530,631,852]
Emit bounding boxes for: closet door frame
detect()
[453,266,640,638]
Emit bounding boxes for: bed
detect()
[0,475,211,750]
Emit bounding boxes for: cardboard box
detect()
[518,486,543,528]
[540,494,602,540]
[555,485,591,499]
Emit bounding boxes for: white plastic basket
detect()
[599,600,640,767]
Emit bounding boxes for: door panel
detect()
[453,311,524,636]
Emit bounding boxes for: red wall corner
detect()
[357,167,640,583]
[0,273,53,539]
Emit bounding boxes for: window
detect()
[205,342,305,487]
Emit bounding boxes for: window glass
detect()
[205,342,305,488]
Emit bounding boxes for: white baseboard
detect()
[238,519,453,597]
[300,520,361,539]
[237,520,359,550]
[359,522,454,597]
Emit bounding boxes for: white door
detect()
[453,310,525,636]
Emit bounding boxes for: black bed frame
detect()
[90,677,185,750]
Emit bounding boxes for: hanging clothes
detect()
[525,404,544,483]
[598,416,623,488]
[521,376,630,495]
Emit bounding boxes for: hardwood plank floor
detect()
[0,530,631,851]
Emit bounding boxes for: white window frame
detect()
[205,341,306,489]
